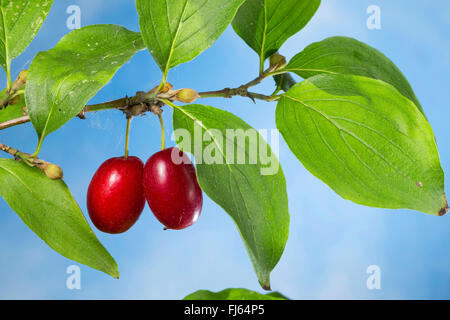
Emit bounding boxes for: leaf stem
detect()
[5,62,12,90]
[161,99,179,111]
[155,75,167,97]
[31,138,44,158]
[10,89,24,97]
[259,57,265,76]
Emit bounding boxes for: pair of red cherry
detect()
[87,147,203,234]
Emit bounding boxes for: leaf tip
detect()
[438,192,450,217]
[438,198,449,216]
[109,265,120,279]
[258,272,271,291]
[262,283,271,291]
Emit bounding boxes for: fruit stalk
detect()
[125,116,132,158]
[158,113,165,150]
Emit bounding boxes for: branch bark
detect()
[0,141,64,179]
[0,142,20,159]
[0,115,30,130]
[0,92,164,130]
[198,66,281,102]
[1,66,282,131]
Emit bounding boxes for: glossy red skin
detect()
[144,147,203,230]
[87,156,145,234]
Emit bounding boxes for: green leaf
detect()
[276,74,447,215]
[0,0,54,76]
[284,36,425,115]
[232,0,321,72]
[0,88,26,123]
[25,24,145,145]
[173,104,289,290]
[184,288,288,300]
[0,159,119,278]
[136,0,244,77]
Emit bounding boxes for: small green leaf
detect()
[0,159,119,278]
[184,288,288,300]
[232,0,321,72]
[173,104,289,290]
[274,73,296,93]
[25,25,145,145]
[276,74,447,215]
[0,88,27,123]
[136,0,245,78]
[284,36,425,115]
[0,0,54,76]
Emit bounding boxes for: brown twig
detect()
[0,142,20,159]
[198,88,279,102]
[0,91,164,130]
[0,115,31,130]
[198,65,281,102]
[1,65,282,131]
[0,141,64,179]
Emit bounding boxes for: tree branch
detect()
[0,115,31,130]
[0,141,64,179]
[0,91,165,130]
[198,88,279,102]
[0,65,283,131]
[0,142,21,159]
[198,65,281,102]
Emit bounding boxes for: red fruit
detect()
[87,156,145,234]
[144,147,202,230]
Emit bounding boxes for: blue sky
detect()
[1,0,450,299]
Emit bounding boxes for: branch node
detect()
[150,104,163,116]
[247,93,257,104]
[77,107,87,119]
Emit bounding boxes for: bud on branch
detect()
[1,69,29,110]
[269,53,287,70]
[0,142,63,180]
[10,70,29,93]
[174,88,200,103]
